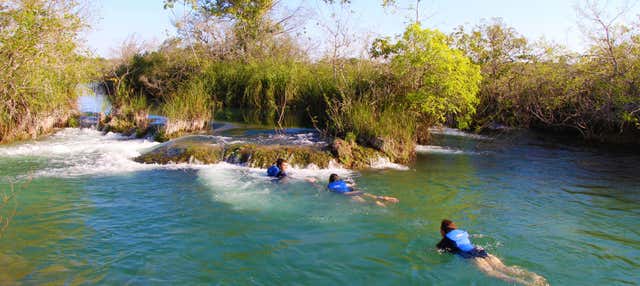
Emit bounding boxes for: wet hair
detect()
[329,173,340,183]
[276,158,286,168]
[441,219,457,234]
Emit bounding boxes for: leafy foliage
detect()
[0,0,90,142]
[451,17,640,141]
[372,24,482,129]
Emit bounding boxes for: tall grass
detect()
[326,101,416,162]
[109,50,419,161]
[162,78,212,121]
[161,78,213,135]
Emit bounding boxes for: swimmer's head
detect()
[276,158,287,170]
[440,219,457,236]
[329,173,340,183]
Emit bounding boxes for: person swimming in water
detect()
[437,219,488,258]
[437,219,548,286]
[267,158,288,179]
[325,173,399,206]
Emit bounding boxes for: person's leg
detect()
[473,258,531,285]
[480,255,549,286]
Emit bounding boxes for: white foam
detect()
[369,157,410,170]
[0,128,353,178]
[290,132,324,146]
[198,163,275,210]
[429,127,491,140]
[197,162,362,212]
[415,145,469,155]
[0,128,167,177]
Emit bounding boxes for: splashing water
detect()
[429,127,491,140]
[0,128,161,177]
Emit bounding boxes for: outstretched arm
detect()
[342,190,364,196]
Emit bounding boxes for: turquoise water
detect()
[0,128,638,285]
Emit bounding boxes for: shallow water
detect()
[0,128,638,285]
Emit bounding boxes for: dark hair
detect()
[440,219,457,234]
[329,173,340,183]
[276,158,286,168]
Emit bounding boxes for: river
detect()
[0,125,638,285]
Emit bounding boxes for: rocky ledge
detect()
[134,136,398,169]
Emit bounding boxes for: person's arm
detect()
[436,237,459,252]
[342,190,363,196]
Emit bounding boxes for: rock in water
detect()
[134,139,224,165]
[134,137,335,168]
[330,138,389,169]
[135,135,405,169]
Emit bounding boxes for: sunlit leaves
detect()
[0,0,90,142]
[372,23,482,129]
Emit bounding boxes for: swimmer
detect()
[325,173,399,206]
[436,219,488,258]
[437,219,548,286]
[267,158,288,179]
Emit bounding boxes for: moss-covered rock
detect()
[133,134,410,170]
[350,133,416,164]
[134,138,335,168]
[222,143,334,168]
[135,140,223,164]
[330,138,386,169]
[67,114,80,128]
[101,115,138,136]
[101,113,211,141]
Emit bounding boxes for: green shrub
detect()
[0,0,91,142]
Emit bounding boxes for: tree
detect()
[450,18,534,127]
[164,0,308,61]
[164,0,285,58]
[322,0,397,6]
[0,0,90,142]
[448,7,640,141]
[371,23,482,130]
[575,0,640,136]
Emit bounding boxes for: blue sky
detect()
[85,0,639,58]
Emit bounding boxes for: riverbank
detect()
[0,109,78,144]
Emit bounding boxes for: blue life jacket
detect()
[327,180,350,193]
[446,229,474,252]
[267,165,280,177]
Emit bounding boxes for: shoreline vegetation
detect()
[2,0,640,167]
